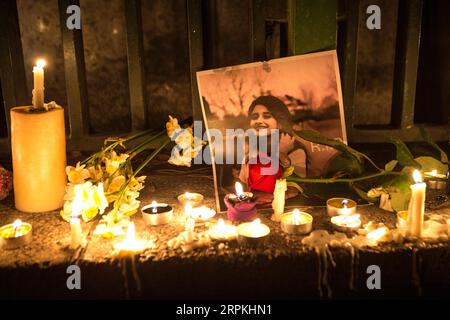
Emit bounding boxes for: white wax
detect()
[70,218,82,249]
[408,182,426,237]
[272,179,286,221]
[33,65,44,109]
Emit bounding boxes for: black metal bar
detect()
[58,0,89,139]
[202,0,217,69]
[392,0,422,129]
[187,0,204,121]
[287,0,296,56]
[249,0,266,61]
[0,0,28,141]
[340,0,360,142]
[125,0,147,131]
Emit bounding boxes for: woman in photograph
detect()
[238,95,308,196]
[238,95,340,202]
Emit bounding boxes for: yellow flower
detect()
[107,175,126,194]
[63,181,110,222]
[175,129,194,149]
[166,115,181,139]
[168,153,193,167]
[66,162,90,184]
[88,165,103,181]
[127,176,146,191]
[104,151,129,175]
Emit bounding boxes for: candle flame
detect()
[150,200,158,213]
[12,219,22,231]
[36,59,46,68]
[341,199,348,209]
[235,182,244,197]
[185,192,193,199]
[218,219,225,227]
[292,209,302,225]
[413,169,422,183]
[431,169,437,177]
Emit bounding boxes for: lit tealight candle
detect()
[326,198,357,216]
[331,214,362,232]
[237,218,270,246]
[177,192,204,207]
[228,182,254,204]
[280,209,313,235]
[424,169,447,190]
[0,219,33,250]
[113,222,145,253]
[141,201,173,226]
[208,219,238,241]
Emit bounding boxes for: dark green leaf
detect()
[352,185,377,203]
[415,156,448,174]
[386,134,420,168]
[326,154,364,178]
[390,191,411,212]
[380,173,412,193]
[419,126,449,164]
[385,160,398,172]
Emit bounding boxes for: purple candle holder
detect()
[224,194,257,222]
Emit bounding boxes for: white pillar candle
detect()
[408,170,426,237]
[11,106,66,212]
[272,179,287,221]
[70,216,82,249]
[33,59,45,109]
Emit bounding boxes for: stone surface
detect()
[0,161,449,299]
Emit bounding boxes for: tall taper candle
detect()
[407,170,426,237]
[33,59,45,109]
[11,106,66,212]
[272,178,286,221]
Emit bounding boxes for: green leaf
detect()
[286,181,304,193]
[294,130,364,164]
[352,185,377,203]
[385,160,398,172]
[380,172,412,193]
[326,154,364,178]
[419,126,449,164]
[283,165,295,178]
[386,135,420,168]
[415,156,448,174]
[390,192,411,212]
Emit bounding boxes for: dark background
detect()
[0,0,449,143]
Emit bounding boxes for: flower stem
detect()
[286,170,401,184]
[114,137,171,207]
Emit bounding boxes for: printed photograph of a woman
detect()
[197,51,346,211]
